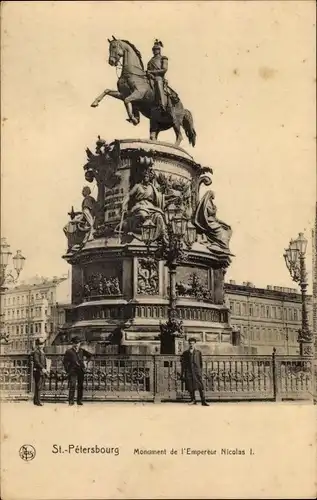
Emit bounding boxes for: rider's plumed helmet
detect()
[152,39,163,51]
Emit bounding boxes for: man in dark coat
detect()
[181,338,209,406]
[32,337,48,406]
[63,337,92,406]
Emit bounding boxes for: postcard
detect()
[1,1,316,499]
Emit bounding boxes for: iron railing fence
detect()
[0,352,315,402]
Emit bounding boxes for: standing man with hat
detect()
[181,338,209,406]
[32,337,49,406]
[63,337,92,406]
[147,39,168,111]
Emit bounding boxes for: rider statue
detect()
[147,40,168,111]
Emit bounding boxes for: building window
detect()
[242,303,247,315]
[16,326,19,334]
[25,325,28,334]
[44,323,47,332]
[12,310,15,318]
[50,322,54,333]
[17,310,20,318]
[30,324,33,334]
[294,309,298,321]
[266,306,270,318]
[236,303,241,315]
[249,304,253,316]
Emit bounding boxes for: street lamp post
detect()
[284,232,313,357]
[141,204,197,353]
[0,238,26,291]
[0,238,26,345]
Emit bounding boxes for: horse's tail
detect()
[182,109,197,147]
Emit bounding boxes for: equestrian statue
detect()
[91,37,196,148]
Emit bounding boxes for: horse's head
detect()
[107,37,144,72]
[108,37,123,67]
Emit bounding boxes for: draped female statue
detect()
[194,191,232,251]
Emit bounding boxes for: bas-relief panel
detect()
[137,258,159,295]
[175,266,213,301]
[83,262,122,298]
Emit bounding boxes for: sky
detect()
[1,1,316,290]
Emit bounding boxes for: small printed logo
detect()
[19,445,36,461]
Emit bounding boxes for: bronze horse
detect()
[91,37,196,147]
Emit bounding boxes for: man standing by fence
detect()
[181,338,209,406]
[32,337,49,406]
[63,337,92,406]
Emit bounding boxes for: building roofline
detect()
[224,282,311,301]
[3,277,67,293]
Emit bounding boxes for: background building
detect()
[225,281,313,355]
[1,273,71,353]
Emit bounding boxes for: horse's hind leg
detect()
[150,131,159,141]
[173,123,183,147]
[149,119,159,141]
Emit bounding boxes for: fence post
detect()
[272,348,281,402]
[153,355,161,403]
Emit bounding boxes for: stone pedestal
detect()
[56,139,234,354]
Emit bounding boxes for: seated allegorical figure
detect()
[119,168,166,242]
[194,190,232,251]
[118,167,185,243]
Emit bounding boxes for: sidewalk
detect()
[1,398,314,407]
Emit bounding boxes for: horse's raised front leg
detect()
[91,89,123,107]
[91,89,140,125]
[124,90,144,125]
